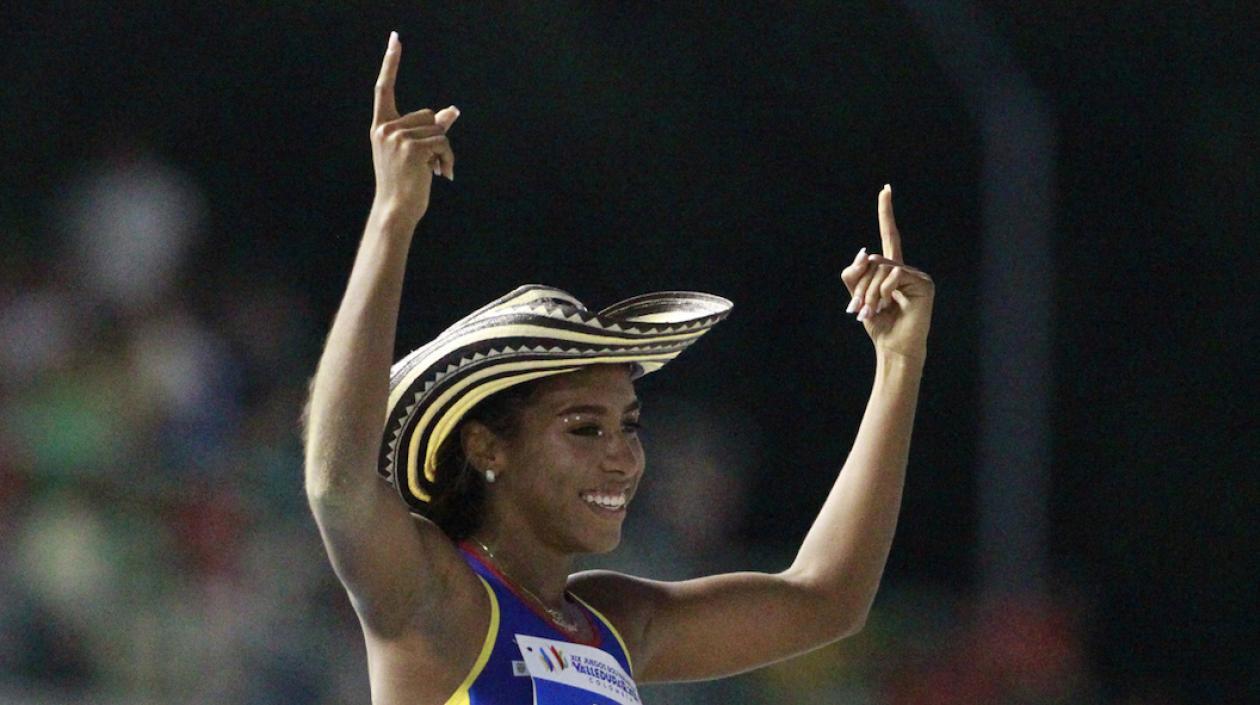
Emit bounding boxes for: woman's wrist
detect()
[368,196,424,237]
[874,347,926,384]
[876,342,925,363]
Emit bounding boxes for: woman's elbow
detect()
[784,572,873,641]
[835,605,869,639]
[814,595,869,641]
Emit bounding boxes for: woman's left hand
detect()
[840,185,935,361]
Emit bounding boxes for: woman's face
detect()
[495,365,645,554]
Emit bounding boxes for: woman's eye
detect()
[568,421,642,437]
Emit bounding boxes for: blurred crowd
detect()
[1,151,1115,704]
[0,148,360,704]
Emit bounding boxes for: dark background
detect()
[2,2,1256,703]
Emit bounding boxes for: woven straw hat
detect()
[379,284,732,514]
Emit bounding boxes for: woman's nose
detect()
[602,434,640,474]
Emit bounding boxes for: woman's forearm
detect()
[786,349,923,631]
[304,205,418,501]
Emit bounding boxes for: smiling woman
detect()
[302,31,932,705]
[424,360,656,544]
[455,365,649,555]
[379,284,731,522]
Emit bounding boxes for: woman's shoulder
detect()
[568,569,663,656]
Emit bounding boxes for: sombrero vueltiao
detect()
[379,284,733,515]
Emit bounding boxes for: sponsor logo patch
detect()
[516,634,641,705]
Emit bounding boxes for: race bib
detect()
[515,634,642,705]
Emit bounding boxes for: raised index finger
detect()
[878,184,904,263]
[373,32,401,124]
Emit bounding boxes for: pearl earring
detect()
[485,469,496,483]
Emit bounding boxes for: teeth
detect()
[582,492,627,510]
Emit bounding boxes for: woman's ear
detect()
[460,421,502,477]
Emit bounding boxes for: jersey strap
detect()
[569,592,635,676]
[442,575,499,705]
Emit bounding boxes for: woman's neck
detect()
[469,524,574,608]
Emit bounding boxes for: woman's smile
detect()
[580,486,633,515]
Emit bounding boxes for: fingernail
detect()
[877,300,888,313]
[885,183,892,192]
[433,167,441,176]
[857,246,868,260]
[846,295,861,314]
[857,305,871,322]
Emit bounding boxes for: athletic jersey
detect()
[444,542,643,705]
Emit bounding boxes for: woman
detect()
[304,32,934,705]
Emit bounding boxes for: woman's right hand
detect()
[370,32,459,226]
[840,186,934,361]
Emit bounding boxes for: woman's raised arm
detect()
[571,186,934,682]
[302,32,475,638]
[783,184,933,621]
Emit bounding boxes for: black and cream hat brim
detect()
[379,284,733,515]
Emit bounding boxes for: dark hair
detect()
[426,379,543,540]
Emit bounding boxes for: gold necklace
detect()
[471,538,580,632]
